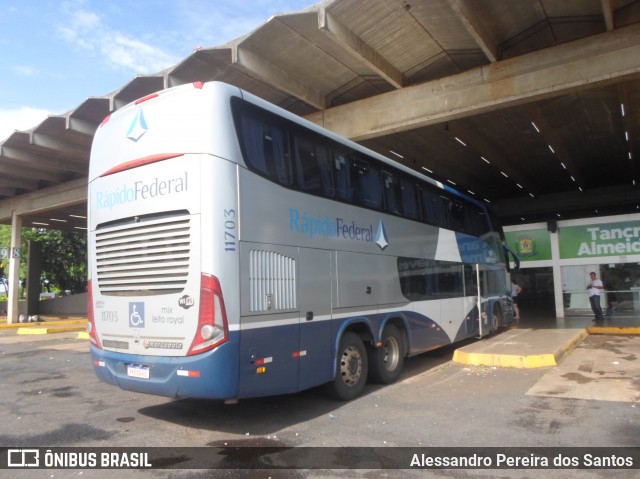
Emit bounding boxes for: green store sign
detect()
[504,229,552,262]
[559,221,640,259]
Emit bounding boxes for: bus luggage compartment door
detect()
[238,243,300,397]
[298,248,333,390]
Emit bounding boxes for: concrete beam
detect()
[0,145,86,176]
[0,177,87,224]
[304,22,640,141]
[447,0,499,62]
[319,9,407,88]
[232,44,326,110]
[601,0,615,31]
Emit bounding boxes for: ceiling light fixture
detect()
[531,122,540,133]
[455,137,466,146]
[389,150,403,158]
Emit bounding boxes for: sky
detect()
[0,0,317,141]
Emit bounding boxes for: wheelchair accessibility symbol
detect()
[129,302,145,328]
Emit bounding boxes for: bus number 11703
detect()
[224,209,237,252]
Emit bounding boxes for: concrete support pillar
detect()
[7,212,22,324]
[27,241,42,316]
[549,229,565,319]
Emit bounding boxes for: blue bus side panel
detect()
[299,319,334,391]
[238,320,335,398]
[238,322,300,398]
[403,311,453,354]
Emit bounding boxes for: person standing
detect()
[587,272,605,322]
[511,279,523,321]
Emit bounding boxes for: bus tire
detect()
[490,306,502,333]
[325,332,368,401]
[368,324,405,384]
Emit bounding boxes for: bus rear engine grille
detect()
[95,213,191,296]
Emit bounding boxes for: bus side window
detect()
[335,153,351,201]
[294,135,335,197]
[383,171,402,215]
[401,179,420,219]
[463,264,477,296]
[238,114,291,186]
[265,126,291,185]
[383,172,419,219]
[351,157,382,210]
[449,200,465,233]
[418,186,444,227]
[466,206,489,236]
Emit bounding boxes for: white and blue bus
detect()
[87,81,516,402]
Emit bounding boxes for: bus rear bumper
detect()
[89,340,239,400]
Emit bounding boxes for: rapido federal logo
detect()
[95,171,188,210]
[289,208,389,250]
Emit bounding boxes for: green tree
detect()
[0,226,87,295]
[31,229,87,295]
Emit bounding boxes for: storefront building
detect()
[504,213,640,318]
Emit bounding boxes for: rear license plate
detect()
[127,365,150,379]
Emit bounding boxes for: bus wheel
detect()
[368,324,405,384]
[325,332,368,401]
[490,307,502,333]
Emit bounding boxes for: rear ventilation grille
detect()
[95,211,191,296]
[249,250,297,312]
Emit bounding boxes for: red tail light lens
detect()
[87,280,102,349]
[187,274,229,355]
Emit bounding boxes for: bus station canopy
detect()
[1,0,639,230]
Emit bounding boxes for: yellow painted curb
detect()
[553,329,589,364]
[453,329,589,369]
[17,326,87,335]
[452,350,558,368]
[0,319,87,330]
[587,326,640,335]
[17,327,48,335]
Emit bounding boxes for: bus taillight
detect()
[86,280,102,349]
[188,274,229,355]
